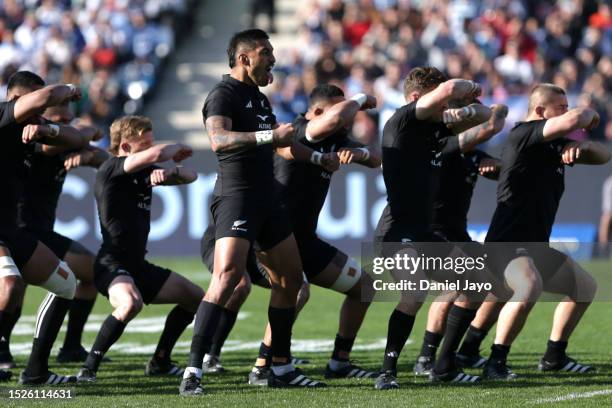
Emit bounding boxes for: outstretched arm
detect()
[305,94,377,143]
[13,84,81,123]
[123,143,193,173]
[561,140,611,165]
[275,142,340,173]
[206,115,295,153]
[150,166,198,186]
[542,107,600,142]
[415,79,481,120]
[456,104,508,152]
[336,145,381,168]
[23,122,94,149]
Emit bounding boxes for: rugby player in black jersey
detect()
[199,224,311,374]
[24,104,109,364]
[482,84,609,380]
[75,116,204,382]
[180,29,325,395]
[0,71,102,385]
[412,103,507,377]
[244,84,381,385]
[373,67,494,389]
[0,103,109,371]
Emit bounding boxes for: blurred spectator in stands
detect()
[250,0,277,33]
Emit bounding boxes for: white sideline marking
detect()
[12,313,250,336]
[532,389,612,404]
[10,314,401,356]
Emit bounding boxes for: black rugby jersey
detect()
[375,101,460,237]
[18,152,68,232]
[203,75,277,200]
[0,100,35,237]
[486,120,570,242]
[274,114,363,237]
[431,149,493,238]
[95,156,156,263]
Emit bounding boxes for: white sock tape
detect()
[41,261,76,299]
[0,256,21,279]
[330,257,362,293]
[350,93,367,108]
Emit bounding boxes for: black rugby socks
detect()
[63,298,95,350]
[25,294,71,377]
[381,309,415,374]
[154,306,195,364]
[419,330,443,359]
[434,306,476,373]
[84,315,126,372]
[209,308,238,358]
[187,301,222,370]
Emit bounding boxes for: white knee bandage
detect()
[0,256,21,279]
[41,261,76,299]
[330,258,362,293]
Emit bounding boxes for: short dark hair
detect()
[7,71,45,91]
[403,67,447,97]
[227,29,270,68]
[309,84,345,106]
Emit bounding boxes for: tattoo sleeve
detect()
[206,115,257,153]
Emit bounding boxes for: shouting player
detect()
[180,29,325,395]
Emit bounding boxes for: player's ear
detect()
[534,105,545,118]
[314,107,324,116]
[120,141,131,154]
[237,52,250,67]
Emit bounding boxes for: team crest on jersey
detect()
[232,220,248,232]
[257,115,269,121]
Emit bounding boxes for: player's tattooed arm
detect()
[150,166,197,186]
[542,107,600,142]
[206,115,257,153]
[445,103,492,135]
[457,104,508,152]
[561,141,611,165]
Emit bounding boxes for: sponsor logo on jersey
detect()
[256,115,269,121]
[246,100,252,108]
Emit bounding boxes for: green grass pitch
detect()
[2,258,612,407]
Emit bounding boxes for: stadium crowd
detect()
[0,0,198,142]
[268,0,612,145]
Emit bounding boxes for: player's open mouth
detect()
[266,66,274,84]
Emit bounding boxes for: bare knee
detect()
[577,273,597,303]
[233,279,252,303]
[113,295,143,322]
